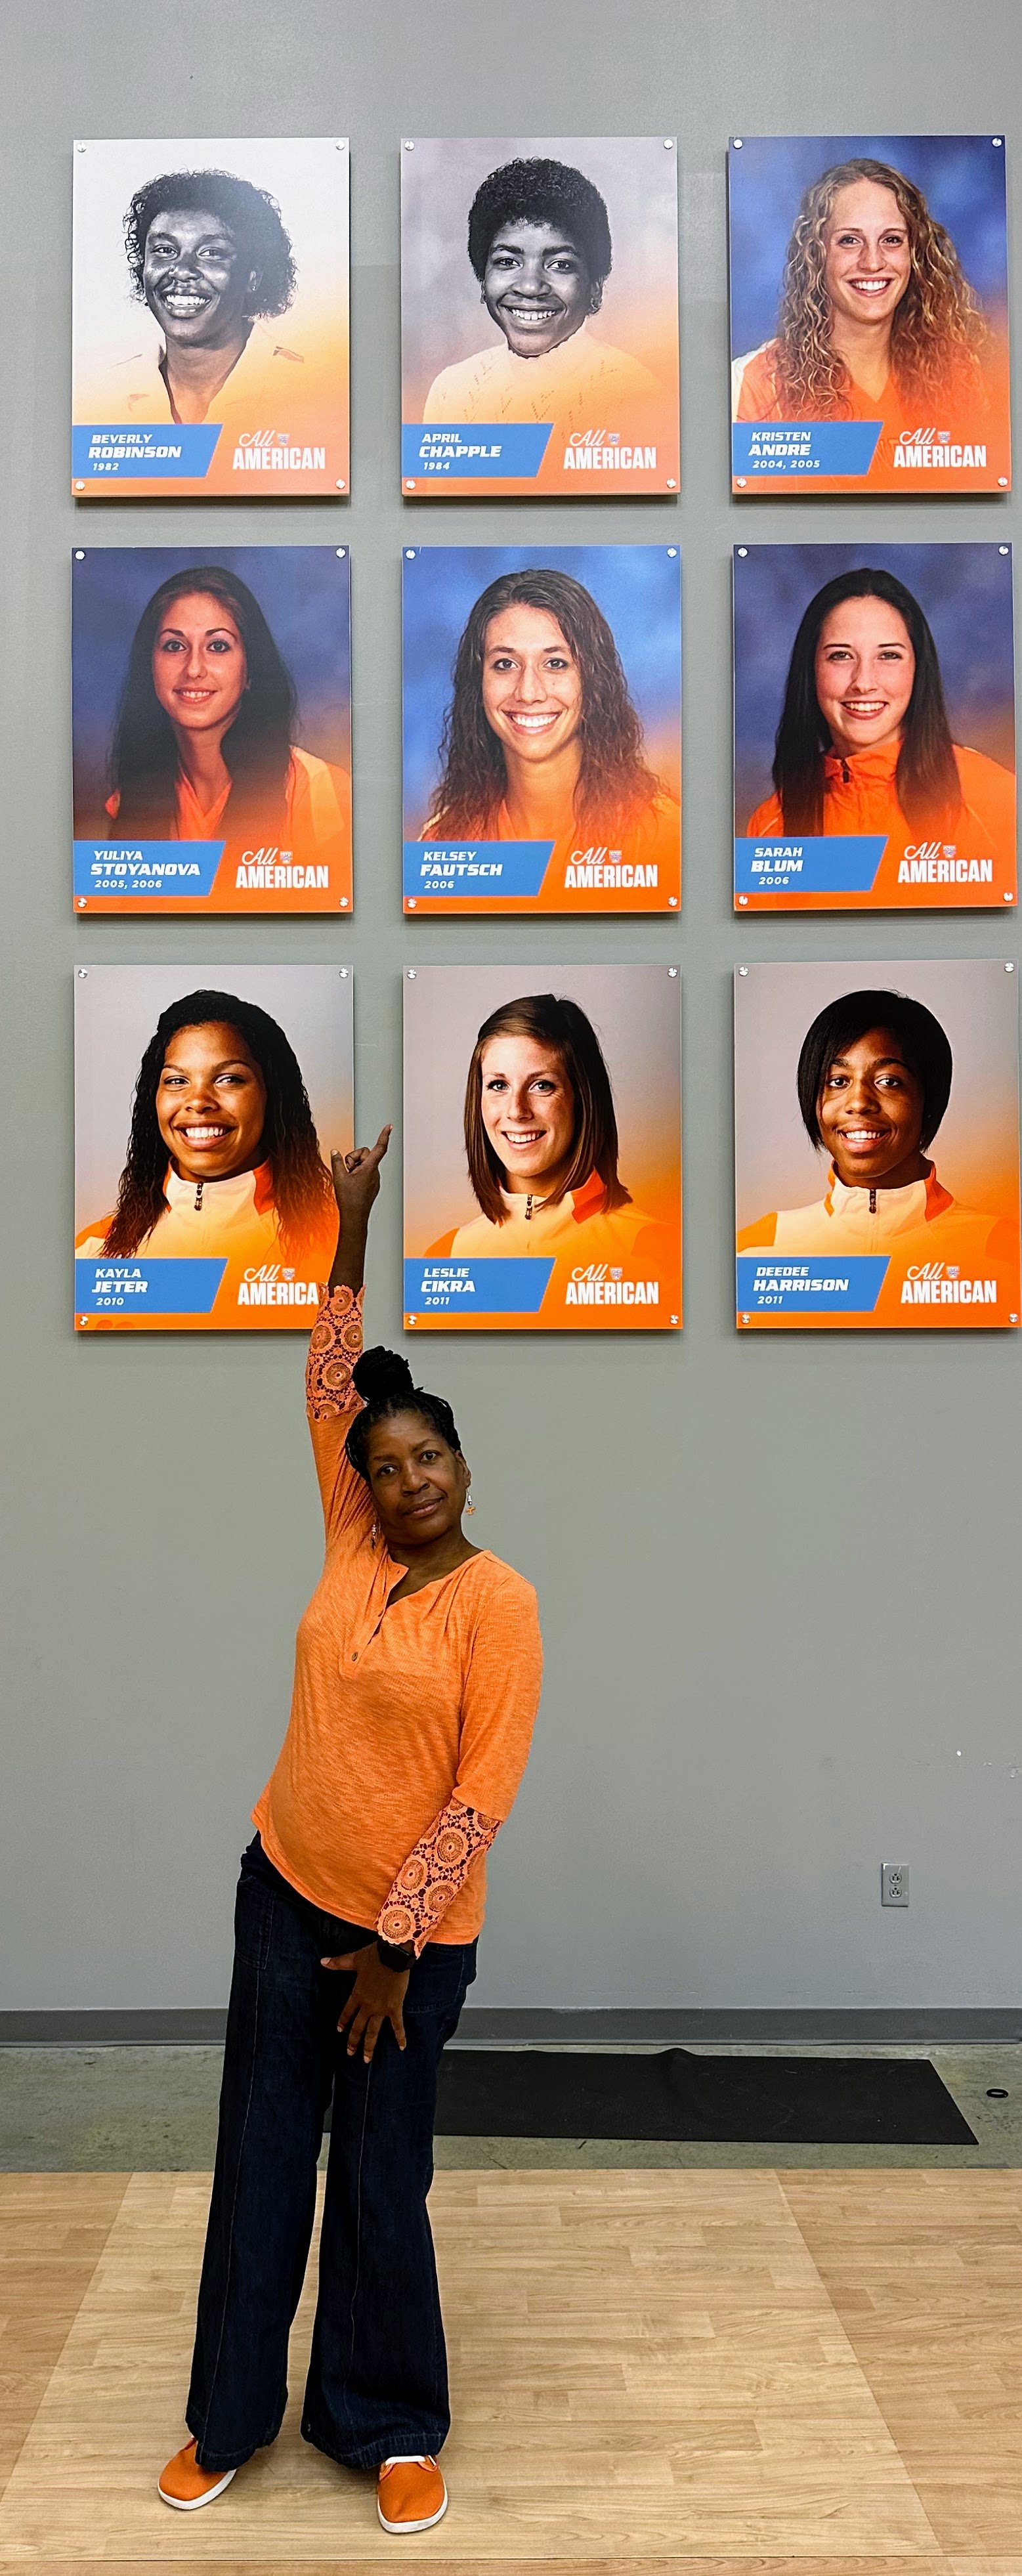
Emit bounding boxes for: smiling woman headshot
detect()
[733,156,990,429]
[101,565,349,859]
[75,986,337,1274]
[745,567,1014,853]
[423,156,664,433]
[737,987,1011,1264]
[424,569,677,868]
[108,166,301,426]
[426,990,663,1268]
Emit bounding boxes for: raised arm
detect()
[307,1127,391,1539]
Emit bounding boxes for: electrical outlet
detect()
[881,1862,909,1907]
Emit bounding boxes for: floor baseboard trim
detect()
[0,2006,1018,2047]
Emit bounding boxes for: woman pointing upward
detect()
[158,1125,542,2537]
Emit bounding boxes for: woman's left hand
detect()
[321,1944,410,2062]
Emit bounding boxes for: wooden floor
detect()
[0,2168,1019,2570]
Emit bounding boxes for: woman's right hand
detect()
[327,1127,391,1294]
[331,1125,391,1218]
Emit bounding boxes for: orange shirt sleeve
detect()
[305,1285,374,1547]
[746,790,783,836]
[376,1796,501,1956]
[452,1569,543,1820]
[736,345,782,421]
[737,1213,778,1251]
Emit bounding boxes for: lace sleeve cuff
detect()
[375,1796,500,1957]
[307,1284,364,1421]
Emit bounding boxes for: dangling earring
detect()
[465,1486,476,1518]
[370,1518,379,1548]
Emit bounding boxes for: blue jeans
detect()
[186,1835,477,2472]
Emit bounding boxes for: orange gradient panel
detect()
[735,960,1021,1333]
[71,546,352,916]
[403,545,681,916]
[403,964,681,1332]
[733,542,1017,916]
[74,964,352,1333]
[72,141,349,498]
[729,130,1011,500]
[401,138,679,498]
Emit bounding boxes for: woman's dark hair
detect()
[124,170,297,316]
[102,987,333,1259]
[345,1348,463,1483]
[108,567,297,842]
[464,991,631,1226]
[427,569,661,838]
[797,988,953,1153]
[467,156,612,288]
[771,567,962,834]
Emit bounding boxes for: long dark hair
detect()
[464,992,631,1226]
[108,567,297,841]
[771,568,962,834]
[427,570,661,838]
[102,988,333,1259]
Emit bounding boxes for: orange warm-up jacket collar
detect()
[820,1161,954,1223]
[746,734,1013,857]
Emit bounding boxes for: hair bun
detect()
[352,1345,415,1404]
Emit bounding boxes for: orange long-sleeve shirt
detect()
[252,1286,542,1946]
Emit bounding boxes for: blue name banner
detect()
[404,840,553,901]
[735,835,886,897]
[733,421,882,479]
[404,1257,555,1316]
[74,841,224,899]
[402,423,552,480]
[75,1258,226,1316]
[73,425,222,479]
[736,1256,889,1316]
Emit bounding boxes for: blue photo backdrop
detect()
[729,134,1010,364]
[402,544,681,838]
[72,546,351,833]
[733,541,1015,832]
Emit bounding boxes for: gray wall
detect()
[2,0,1020,2016]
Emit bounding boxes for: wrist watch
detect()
[375,1935,414,1971]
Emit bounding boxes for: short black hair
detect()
[124,170,297,317]
[797,989,953,1153]
[467,157,612,286]
[345,1347,463,1483]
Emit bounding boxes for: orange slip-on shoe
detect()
[376,2453,448,2533]
[158,2437,237,2510]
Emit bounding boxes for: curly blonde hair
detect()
[773,158,989,416]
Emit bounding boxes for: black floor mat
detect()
[435,2048,976,2145]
